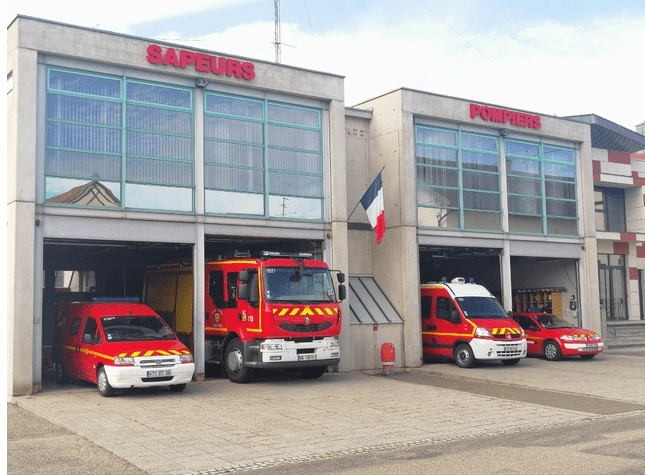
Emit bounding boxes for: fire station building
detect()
[7,16,645,396]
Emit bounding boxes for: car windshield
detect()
[101,316,176,342]
[535,315,574,329]
[456,297,508,319]
[263,266,336,303]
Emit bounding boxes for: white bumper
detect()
[258,337,340,365]
[104,362,195,389]
[563,341,605,353]
[470,338,527,360]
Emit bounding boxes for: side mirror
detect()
[337,272,345,284]
[450,309,461,324]
[338,284,346,302]
[238,283,249,301]
[238,270,249,282]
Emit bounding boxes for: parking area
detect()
[9,348,645,475]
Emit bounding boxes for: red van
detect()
[53,300,195,397]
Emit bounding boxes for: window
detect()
[595,187,626,232]
[204,93,323,220]
[598,254,627,320]
[436,297,458,322]
[45,67,194,212]
[416,126,501,231]
[506,140,577,235]
[421,296,432,320]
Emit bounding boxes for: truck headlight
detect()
[261,343,284,351]
[114,357,135,366]
[474,327,492,339]
[328,339,340,348]
[180,354,194,363]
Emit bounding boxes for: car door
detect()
[78,317,101,383]
[515,315,541,355]
[435,295,462,357]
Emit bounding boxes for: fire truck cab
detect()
[420,278,527,367]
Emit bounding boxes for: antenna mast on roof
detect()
[274,0,282,63]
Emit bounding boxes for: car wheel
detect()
[543,340,562,361]
[224,338,253,384]
[54,360,68,384]
[169,383,186,392]
[454,343,475,368]
[300,366,326,379]
[580,354,596,360]
[501,358,521,366]
[97,367,115,397]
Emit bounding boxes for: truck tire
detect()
[97,366,115,397]
[54,360,68,384]
[454,343,475,368]
[300,366,326,379]
[224,338,254,384]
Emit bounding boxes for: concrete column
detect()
[193,224,206,381]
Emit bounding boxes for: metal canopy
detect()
[566,114,645,152]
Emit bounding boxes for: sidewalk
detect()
[9,349,645,475]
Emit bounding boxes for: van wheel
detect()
[54,360,68,384]
[454,343,475,368]
[225,339,253,384]
[543,341,562,361]
[300,366,326,379]
[97,367,115,397]
[169,384,186,392]
[501,358,521,366]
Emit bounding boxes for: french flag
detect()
[360,172,385,244]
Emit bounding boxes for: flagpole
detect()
[347,166,385,221]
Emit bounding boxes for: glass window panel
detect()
[49,70,121,98]
[506,157,540,177]
[506,140,539,158]
[464,211,501,231]
[205,94,263,118]
[268,124,320,152]
[47,122,121,153]
[418,206,459,228]
[462,171,499,191]
[47,95,121,126]
[205,141,264,167]
[544,163,575,181]
[545,181,576,200]
[546,199,576,218]
[204,164,264,192]
[464,191,500,211]
[45,177,121,206]
[268,103,319,127]
[125,183,192,212]
[268,149,321,174]
[462,151,499,172]
[126,131,192,160]
[416,127,456,146]
[544,146,574,164]
[508,176,541,196]
[205,190,264,215]
[204,116,263,144]
[416,146,457,167]
[509,215,543,233]
[127,105,192,135]
[508,195,542,215]
[127,82,191,108]
[417,186,459,209]
[46,150,121,180]
[461,133,498,152]
[269,195,321,219]
[417,165,458,188]
[595,190,607,231]
[269,172,322,197]
[126,158,193,186]
[547,217,578,236]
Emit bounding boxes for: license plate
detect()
[582,344,598,351]
[146,369,171,377]
[298,354,317,361]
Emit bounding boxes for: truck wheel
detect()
[300,366,326,379]
[54,360,68,384]
[501,358,521,366]
[225,339,253,384]
[97,367,115,397]
[454,343,475,368]
[543,341,562,361]
[169,383,186,392]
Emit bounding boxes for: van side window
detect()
[226,272,238,307]
[82,318,100,344]
[420,296,432,319]
[436,297,457,322]
[208,271,225,308]
[70,318,82,335]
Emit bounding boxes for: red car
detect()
[513,312,603,361]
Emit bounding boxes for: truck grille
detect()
[496,343,524,357]
[279,321,332,332]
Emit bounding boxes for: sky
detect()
[6,0,645,131]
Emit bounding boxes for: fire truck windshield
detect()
[263,267,336,303]
[455,297,508,319]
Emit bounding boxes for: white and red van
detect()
[420,278,527,367]
[53,300,195,396]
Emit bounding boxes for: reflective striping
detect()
[272,307,339,316]
[491,327,522,335]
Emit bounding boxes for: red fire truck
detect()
[143,251,346,383]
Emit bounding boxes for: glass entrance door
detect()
[598,254,627,321]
